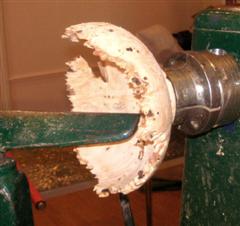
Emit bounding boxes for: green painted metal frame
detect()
[181,7,240,226]
[0,111,139,226]
[0,158,33,226]
[0,111,140,151]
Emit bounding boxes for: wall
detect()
[1,0,224,111]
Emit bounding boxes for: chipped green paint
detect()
[192,7,240,61]
[0,111,139,151]
[194,7,240,32]
[0,158,33,226]
[181,7,240,226]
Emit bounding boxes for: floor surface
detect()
[33,187,181,226]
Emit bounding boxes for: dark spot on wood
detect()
[138,170,145,179]
[128,83,134,88]
[106,147,110,151]
[143,77,148,80]
[108,95,110,98]
[147,110,154,117]
[136,50,140,53]
[134,93,142,99]
[138,150,144,160]
[109,29,114,32]
[157,112,160,115]
[101,189,110,193]
[132,77,141,85]
[138,139,154,147]
[126,47,133,51]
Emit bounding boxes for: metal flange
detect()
[165,50,240,135]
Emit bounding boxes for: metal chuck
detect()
[164,49,240,136]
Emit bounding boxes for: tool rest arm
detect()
[0,111,140,152]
